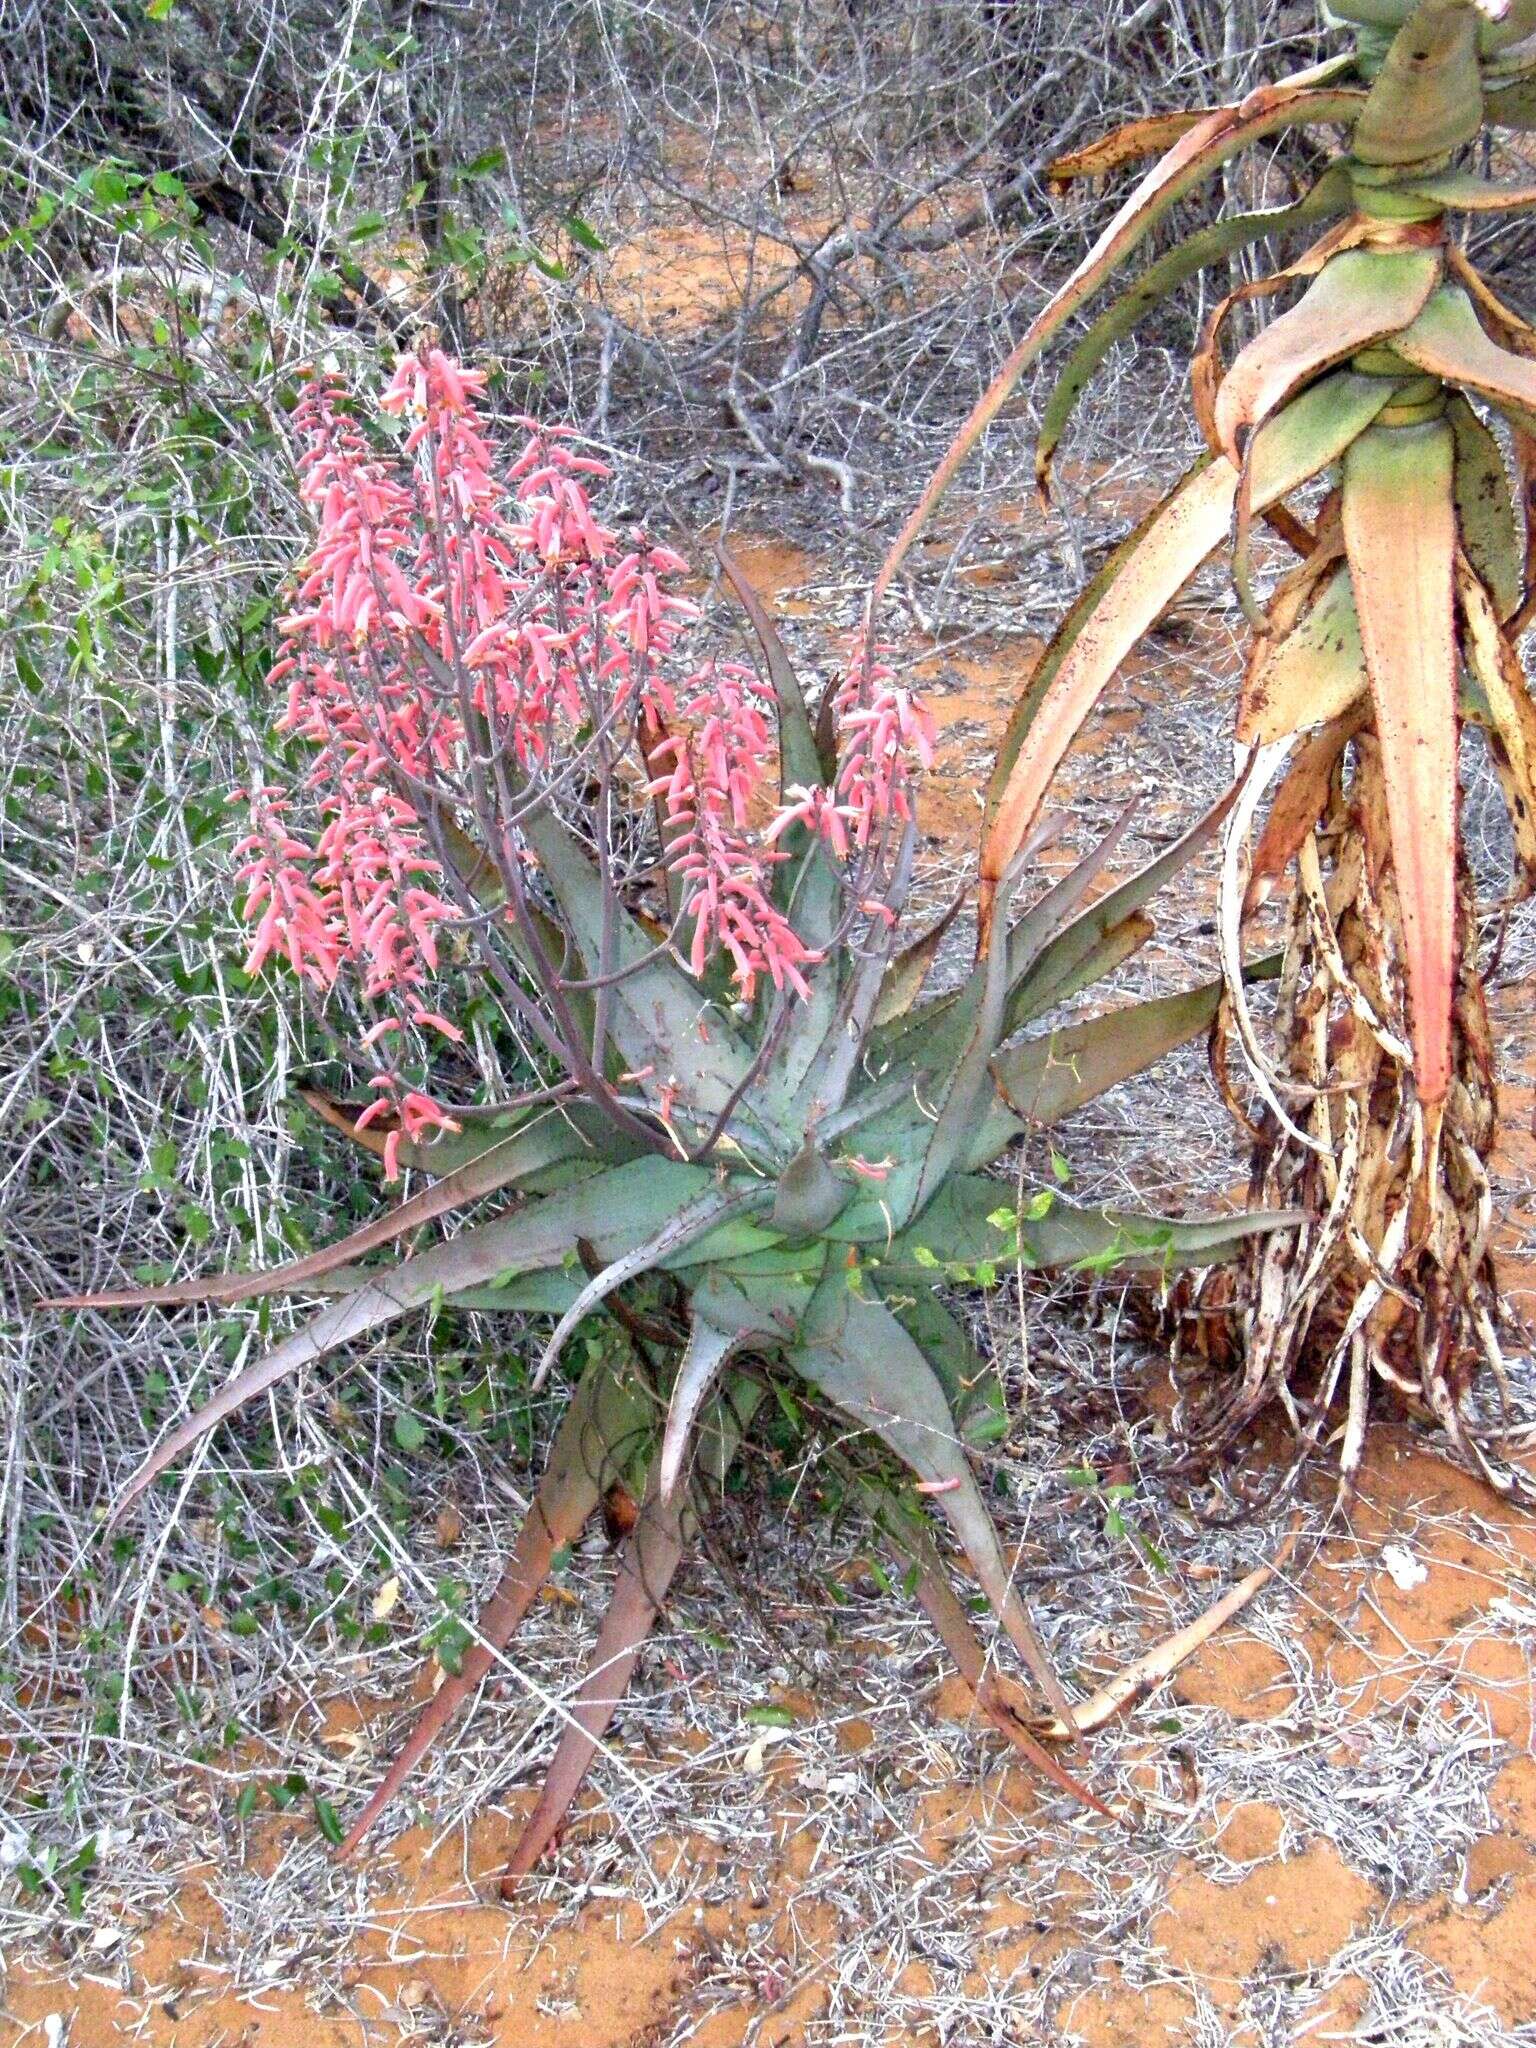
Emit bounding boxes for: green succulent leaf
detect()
[106,1157,716,1526]
[341,1358,650,1853]
[879,1174,1293,1280]
[1448,393,1523,621]
[882,1287,1002,1444]
[1237,563,1367,748]
[1005,790,1238,1039]
[520,806,767,1136]
[1037,166,1353,491]
[1399,170,1536,212]
[991,981,1224,1130]
[1394,284,1536,437]
[1350,0,1483,165]
[792,1272,1076,1723]
[1215,247,1443,464]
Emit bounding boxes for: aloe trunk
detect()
[884,0,1536,1500]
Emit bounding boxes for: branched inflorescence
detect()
[237,349,934,1169]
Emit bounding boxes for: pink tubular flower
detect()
[248,349,939,1168]
[819,635,935,852]
[646,660,818,1001]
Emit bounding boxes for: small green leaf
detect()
[460,147,507,180]
[314,1797,345,1846]
[393,1411,427,1454]
[235,1782,260,1820]
[965,1410,1009,1445]
[745,1704,795,1729]
[177,1204,211,1245]
[564,213,606,252]
[347,212,389,243]
[268,1771,308,1812]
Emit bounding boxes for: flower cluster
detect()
[240,348,931,1169]
[646,663,815,999]
[774,636,935,857]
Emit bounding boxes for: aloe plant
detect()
[875,0,1536,1499]
[46,351,1287,1874]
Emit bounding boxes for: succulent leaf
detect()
[1394,284,1536,430]
[440,1270,589,1315]
[1007,789,1239,1035]
[656,1325,732,1499]
[521,805,767,1136]
[1214,248,1443,463]
[1246,709,1368,910]
[1246,367,1404,498]
[984,375,1399,921]
[903,864,1029,1222]
[1455,555,1536,876]
[1400,170,1536,209]
[771,1141,851,1238]
[783,825,916,1123]
[879,1174,1293,1280]
[105,1157,716,1526]
[1350,0,1483,164]
[297,1087,644,1179]
[1238,563,1368,746]
[502,1377,764,1881]
[38,1123,578,1312]
[871,80,1366,610]
[1037,169,1353,493]
[995,917,1156,1061]
[503,1483,687,1880]
[882,1289,998,1439]
[341,1358,650,1853]
[533,1182,773,1388]
[991,983,1225,1128]
[1447,393,1523,619]
[715,542,828,792]
[979,463,1242,908]
[793,1272,1077,1726]
[872,889,965,1027]
[1342,416,1460,1104]
[866,1485,1113,1814]
[1485,70,1536,124]
[1045,110,1212,186]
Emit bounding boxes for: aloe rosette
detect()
[46,355,1287,1872]
[878,0,1536,1499]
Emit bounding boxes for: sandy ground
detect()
[4,1422,1535,2047]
